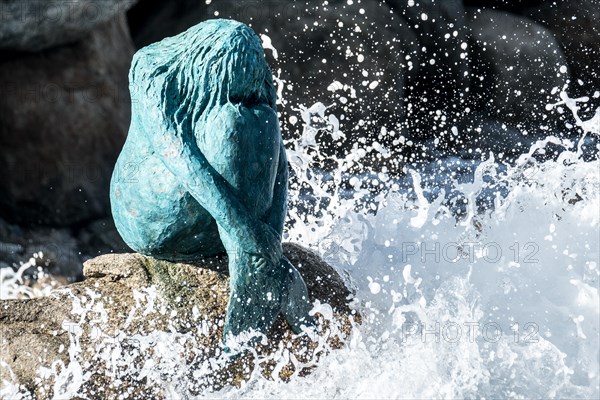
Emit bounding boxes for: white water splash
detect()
[275,89,599,399]
[0,252,59,299]
[261,34,278,60]
[1,88,599,400]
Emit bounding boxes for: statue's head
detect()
[130,19,277,132]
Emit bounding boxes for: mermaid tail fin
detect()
[223,252,282,339]
[280,257,314,333]
[223,253,314,342]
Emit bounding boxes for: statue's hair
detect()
[130,19,277,135]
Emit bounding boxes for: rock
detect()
[463,0,545,13]
[386,0,471,137]
[439,1,600,121]
[0,216,129,278]
[0,297,72,389]
[524,0,600,98]
[0,14,134,226]
[0,0,137,51]
[466,8,569,129]
[0,243,358,398]
[426,114,539,162]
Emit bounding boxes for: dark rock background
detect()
[0,15,133,226]
[0,0,137,51]
[1,0,598,277]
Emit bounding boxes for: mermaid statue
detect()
[110,19,313,341]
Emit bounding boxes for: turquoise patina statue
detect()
[110,19,313,341]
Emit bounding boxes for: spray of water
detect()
[1,46,598,400]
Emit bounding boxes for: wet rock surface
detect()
[0,243,357,398]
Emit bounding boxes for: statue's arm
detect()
[265,142,288,237]
[149,126,279,256]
